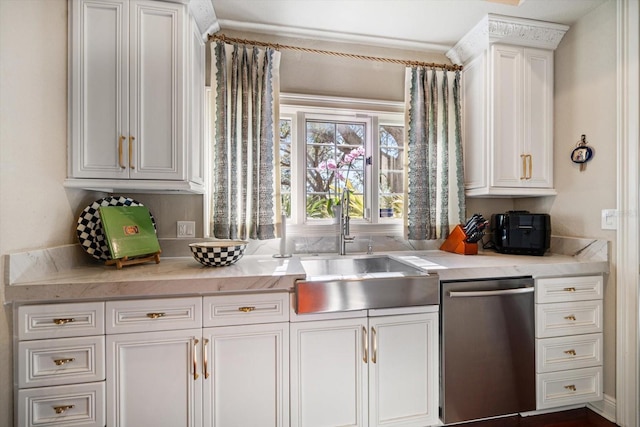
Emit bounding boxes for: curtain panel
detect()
[405,67,465,240]
[210,41,281,240]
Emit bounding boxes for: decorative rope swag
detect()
[210,41,281,240]
[405,67,465,240]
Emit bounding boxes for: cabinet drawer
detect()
[106,297,202,334]
[536,300,602,338]
[536,333,602,373]
[536,367,602,410]
[536,276,603,303]
[203,292,289,327]
[18,336,105,388]
[17,381,105,427]
[18,302,105,340]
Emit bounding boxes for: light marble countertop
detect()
[4,241,609,304]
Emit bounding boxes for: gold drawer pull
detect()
[564,384,577,392]
[193,338,199,380]
[564,315,577,321]
[146,312,166,319]
[53,404,74,414]
[53,318,75,325]
[54,358,75,366]
[129,136,135,169]
[203,338,210,379]
[564,349,577,356]
[563,287,576,292]
[520,154,527,179]
[118,135,126,169]
[238,306,256,313]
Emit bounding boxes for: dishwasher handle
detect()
[448,287,534,298]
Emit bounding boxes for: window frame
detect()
[280,93,405,237]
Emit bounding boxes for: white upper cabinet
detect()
[447,14,568,197]
[67,0,214,193]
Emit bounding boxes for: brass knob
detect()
[53,318,75,325]
[238,306,256,313]
[564,349,577,356]
[564,315,577,321]
[564,384,577,392]
[563,287,576,292]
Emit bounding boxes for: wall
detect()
[0,0,617,424]
[519,0,617,400]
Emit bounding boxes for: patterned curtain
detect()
[210,41,281,240]
[405,67,465,240]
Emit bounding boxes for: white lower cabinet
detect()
[535,275,604,410]
[290,308,439,427]
[106,294,289,427]
[107,328,203,427]
[15,302,106,427]
[202,323,289,427]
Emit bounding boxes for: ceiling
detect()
[209,0,608,53]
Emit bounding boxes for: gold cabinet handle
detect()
[54,358,75,366]
[563,287,577,292]
[238,306,256,313]
[53,318,75,325]
[371,327,377,364]
[564,384,577,392]
[118,135,126,169]
[564,315,577,321]
[527,154,532,179]
[193,338,199,380]
[129,136,135,169]
[53,405,74,414]
[146,312,166,319]
[203,338,210,379]
[520,154,527,179]
[564,349,577,356]
[362,326,368,364]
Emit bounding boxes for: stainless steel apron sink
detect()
[295,255,439,314]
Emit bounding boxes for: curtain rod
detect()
[209,33,462,72]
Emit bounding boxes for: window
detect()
[279,94,405,235]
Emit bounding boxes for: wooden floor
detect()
[452,408,617,427]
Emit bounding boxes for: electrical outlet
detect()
[601,209,617,230]
[177,221,196,238]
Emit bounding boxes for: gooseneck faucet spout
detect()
[339,190,356,255]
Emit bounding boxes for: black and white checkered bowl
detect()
[189,240,248,267]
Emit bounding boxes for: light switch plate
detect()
[601,209,617,230]
[177,221,196,238]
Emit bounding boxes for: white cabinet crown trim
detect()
[447,14,569,65]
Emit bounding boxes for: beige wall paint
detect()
[520,0,617,398]
[0,0,618,424]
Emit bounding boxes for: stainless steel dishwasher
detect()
[440,276,535,424]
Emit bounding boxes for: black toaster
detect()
[490,211,551,256]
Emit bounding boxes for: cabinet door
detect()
[491,44,524,188]
[202,323,289,427]
[106,329,202,427]
[462,52,488,191]
[129,0,185,180]
[290,318,369,427]
[523,47,554,188]
[368,313,439,427]
[69,0,129,179]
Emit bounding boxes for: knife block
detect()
[440,225,478,255]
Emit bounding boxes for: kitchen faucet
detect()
[339,189,355,255]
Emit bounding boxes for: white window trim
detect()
[280,93,405,237]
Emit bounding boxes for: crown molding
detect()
[188,0,219,40]
[217,19,452,53]
[446,14,569,65]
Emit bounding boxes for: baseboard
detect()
[588,394,617,423]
